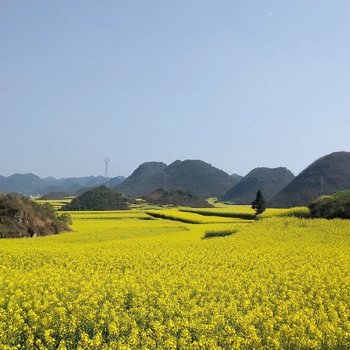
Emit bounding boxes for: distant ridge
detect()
[115,160,235,198]
[270,151,350,207]
[39,191,71,200]
[0,173,43,194]
[0,174,125,195]
[105,176,126,188]
[231,173,243,186]
[222,167,295,204]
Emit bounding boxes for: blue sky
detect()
[1,1,349,178]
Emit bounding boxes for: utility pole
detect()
[164,172,168,191]
[320,176,324,196]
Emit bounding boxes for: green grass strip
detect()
[180,209,256,220]
[146,211,200,224]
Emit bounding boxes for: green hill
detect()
[144,188,213,208]
[62,186,129,211]
[115,162,167,198]
[222,167,294,204]
[270,152,350,207]
[115,160,235,198]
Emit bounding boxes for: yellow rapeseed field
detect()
[1,207,350,349]
[36,198,74,210]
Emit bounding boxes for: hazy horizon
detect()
[1,1,349,178]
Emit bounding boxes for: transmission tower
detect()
[105,157,110,187]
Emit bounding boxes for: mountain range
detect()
[1,151,349,207]
[0,174,125,195]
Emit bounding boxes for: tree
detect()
[251,190,266,215]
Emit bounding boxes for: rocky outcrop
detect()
[0,193,70,238]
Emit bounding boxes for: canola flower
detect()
[0,208,350,349]
[36,199,73,210]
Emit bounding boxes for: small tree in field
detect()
[252,190,266,215]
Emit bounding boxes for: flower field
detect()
[36,199,74,211]
[1,207,350,349]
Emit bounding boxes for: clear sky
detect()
[1,1,349,179]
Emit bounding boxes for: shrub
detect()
[202,229,238,239]
[309,190,350,219]
[180,209,256,220]
[146,211,200,224]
